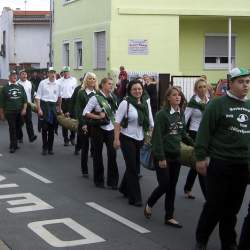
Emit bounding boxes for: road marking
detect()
[0,193,54,213]
[28,218,105,247]
[0,153,3,157]
[19,168,52,184]
[86,202,150,234]
[0,175,18,188]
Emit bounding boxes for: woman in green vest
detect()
[83,77,119,189]
[75,72,98,177]
[144,86,193,228]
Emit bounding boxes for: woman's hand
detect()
[113,139,121,149]
[98,112,106,119]
[82,125,88,134]
[38,109,43,117]
[159,160,167,168]
[196,160,208,176]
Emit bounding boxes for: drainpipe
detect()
[228,17,232,72]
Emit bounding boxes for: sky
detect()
[0,0,50,12]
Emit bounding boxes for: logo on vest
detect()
[237,114,248,123]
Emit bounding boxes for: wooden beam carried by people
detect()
[29,102,78,132]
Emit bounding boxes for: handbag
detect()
[140,143,155,171]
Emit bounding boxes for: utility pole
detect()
[24,0,27,14]
[49,0,53,66]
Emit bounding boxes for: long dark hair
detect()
[164,86,186,111]
[126,79,144,96]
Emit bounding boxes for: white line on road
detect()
[19,168,53,184]
[0,153,3,157]
[86,202,150,234]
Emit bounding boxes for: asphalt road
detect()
[0,120,249,250]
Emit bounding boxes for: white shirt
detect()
[59,76,77,98]
[115,99,154,141]
[17,79,33,103]
[35,78,61,102]
[185,95,209,132]
[83,91,115,131]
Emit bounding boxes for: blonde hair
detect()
[81,72,99,90]
[194,78,207,93]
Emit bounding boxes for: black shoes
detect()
[194,242,207,250]
[9,148,15,153]
[42,149,47,155]
[129,200,143,207]
[82,172,89,178]
[107,185,118,190]
[48,150,54,155]
[64,140,69,146]
[30,135,37,143]
[165,219,183,228]
[70,138,75,146]
[221,245,238,250]
[95,183,105,189]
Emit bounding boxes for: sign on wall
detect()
[128,39,148,55]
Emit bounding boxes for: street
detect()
[0,120,249,250]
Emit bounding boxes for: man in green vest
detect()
[0,71,27,153]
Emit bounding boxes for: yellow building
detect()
[53,0,250,84]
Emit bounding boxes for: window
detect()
[75,41,83,69]
[94,31,106,69]
[204,35,236,69]
[62,42,70,67]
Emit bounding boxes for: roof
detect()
[13,10,51,24]
[13,11,50,16]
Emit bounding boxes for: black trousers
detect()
[77,126,91,174]
[119,134,143,204]
[42,122,54,151]
[19,105,35,141]
[5,112,22,148]
[61,98,75,142]
[196,158,248,248]
[184,130,207,199]
[184,169,207,199]
[238,201,250,250]
[147,158,181,220]
[91,127,119,187]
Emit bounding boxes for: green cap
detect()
[229,67,250,80]
[62,66,70,72]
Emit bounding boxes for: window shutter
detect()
[205,36,235,57]
[96,31,106,69]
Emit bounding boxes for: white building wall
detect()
[14,24,50,68]
[0,8,14,79]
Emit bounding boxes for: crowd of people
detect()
[0,65,250,250]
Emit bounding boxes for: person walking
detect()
[0,71,27,153]
[35,67,62,155]
[75,72,98,177]
[144,86,193,228]
[17,69,37,143]
[114,79,154,206]
[194,67,250,250]
[59,66,77,146]
[183,78,209,200]
[83,77,119,189]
